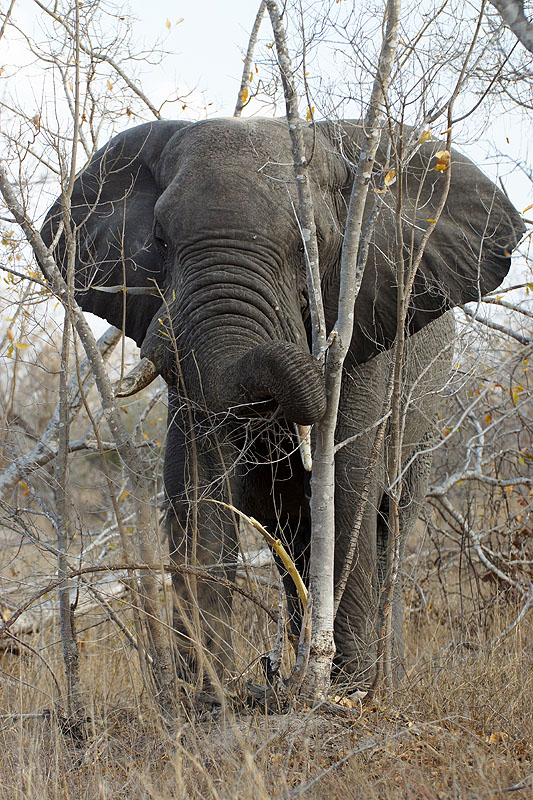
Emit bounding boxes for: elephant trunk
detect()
[221,340,326,425]
[140,312,326,425]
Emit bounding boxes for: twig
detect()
[200,498,308,607]
[234,2,266,117]
[265,0,326,357]
[0,562,278,642]
[0,163,176,716]
[490,585,533,645]
[462,306,532,345]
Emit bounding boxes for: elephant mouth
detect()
[115,349,317,471]
[117,330,326,428]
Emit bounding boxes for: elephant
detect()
[41,117,524,686]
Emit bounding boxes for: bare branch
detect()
[489,0,533,54]
[234,2,266,117]
[462,306,533,345]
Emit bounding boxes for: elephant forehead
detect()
[156,171,297,240]
[158,117,294,183]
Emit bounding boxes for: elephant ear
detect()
[396,140,525,308]
[41,120,191,345]
[315,120,525,357]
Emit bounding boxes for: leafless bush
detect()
[405,314,533,642]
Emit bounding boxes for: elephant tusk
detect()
[115,357,159,397]
[295,424,313,472]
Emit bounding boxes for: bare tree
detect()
[0,0,180,721]
[255,0,531,700]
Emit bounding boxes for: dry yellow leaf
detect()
[504,486,513,495]
[306,106,315,122]
[486,731,509,744]
[434,150,450,172]
[6,328,13,342]
[522,203,533,214]
[419,129,432,143]
[384,167,396,186]
[484,412,492,424]
[240,87,249,104]
[426,218,437,224]
[511,385,524,404]
[107,80,113,91]
[165,18,171,30]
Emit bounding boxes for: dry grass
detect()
[1,562,531,800]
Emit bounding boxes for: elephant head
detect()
[41,118,524,421]
[41,118,524,684]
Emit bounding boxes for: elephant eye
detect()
[153,221,168,255]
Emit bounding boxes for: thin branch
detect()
[462,306,533,345]
[32,0,162,118]
[0,562,278,641]
[0,326,121,497]
[266,0,326,358]
[0,164,176,716]
[0,0,16,42]
[234,1,266,117]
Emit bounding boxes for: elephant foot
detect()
[332,630,406,689]
[332,649,377,690]
[171,607,234,694]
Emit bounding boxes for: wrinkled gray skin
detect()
[42,118,524,685]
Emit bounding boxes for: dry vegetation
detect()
[1,313,530,800]
[0,543,531,799]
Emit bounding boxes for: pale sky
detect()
[4,0,532,194]
[117,0,269,117]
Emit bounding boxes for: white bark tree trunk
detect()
[266,0,401,702]
[303,0,402,702]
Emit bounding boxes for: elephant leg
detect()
[332,316,452,685]
[333,482,383,683]
[168,508,238,685]
[382,430,434,679]
[165,388,240,685]
[375,491,406,680]
[331,363,390,684]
